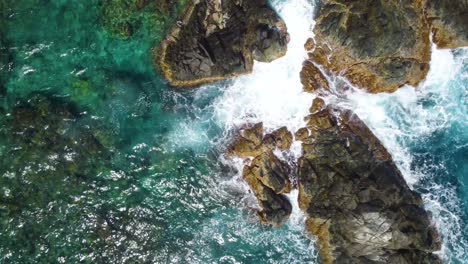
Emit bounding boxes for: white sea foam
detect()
[211,0,315,136]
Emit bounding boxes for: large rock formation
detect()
[308,0,431,93]
[425,0,468,49]
[156,0,289,86]
[297,98,441,263]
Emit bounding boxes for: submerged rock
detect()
[297,99,441,263]
[308,0,430,93]
[426,0,468,49]
[156,0,289,87]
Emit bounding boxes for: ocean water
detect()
[0,0,466,263]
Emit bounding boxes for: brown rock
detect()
[294,127,309,142]
[300,60,329,93]
[426,0,468,49]
[247,151,291,194]
[309,0,430,93]
[262,126,293,151]
[243,166,292,227]
[309,97,325,113]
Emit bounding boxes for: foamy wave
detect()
[211,0,315,136]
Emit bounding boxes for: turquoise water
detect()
[0,0,467,263]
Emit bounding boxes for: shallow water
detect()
[0,0,467,263]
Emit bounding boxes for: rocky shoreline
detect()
[155,0,289,87]
[157,0,468,263]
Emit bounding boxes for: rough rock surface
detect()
[156,0,289,86]
[426,0,468,48]
[298,99,441,263]
[308,0,430,93]
[227,123,294,227]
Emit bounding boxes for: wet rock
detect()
[301,60,329,93]
[309,97,326,114]
[243,165,292,227]
[226,123,264,157]
[156,0,289,86]
[246,151,291,194]
[262,126,293,151]
[227,123,294,227]
[298,103,441,263]
[426,0,468,49]
[294,127,309,142]
[308,0,430,93]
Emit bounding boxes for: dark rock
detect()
[308,0,430,93]
[298,102,441,263]
[426,0,468,48]
[156,0,289,86]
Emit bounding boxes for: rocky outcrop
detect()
[308,0,431,93]
[426,0,468,49]
[298,99,441,263]
[227,123,294,227]
[156,0,289,87]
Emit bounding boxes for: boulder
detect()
[425,0,468,49]
[298,100,441,263]
[156,0,289,87]
[308,0,430,93]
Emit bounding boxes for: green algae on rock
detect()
[155,0,289,87]
[100,0,188,39]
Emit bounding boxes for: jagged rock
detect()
[227,123,294,227]
[243,164,292,227]
[308,0,430,93]
[156,0,289,86]
[226,123,264,157]
[301,60,329,93]
[309,97,325,114]
[294,127,309,142]
[426,0,468,49]
[298,100,441,263]
[242,122,264,146]
[246,151,291,194]
[262,126,293,151]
